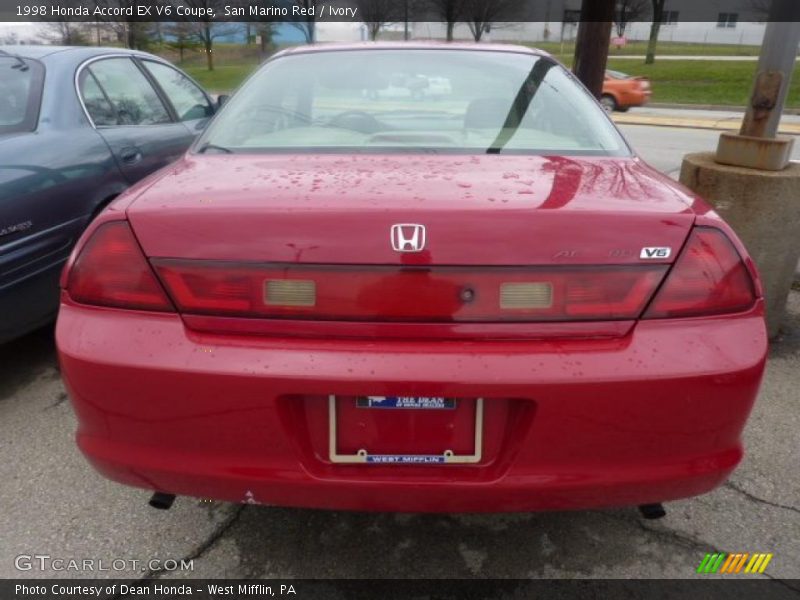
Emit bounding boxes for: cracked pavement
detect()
[1,125,798,586]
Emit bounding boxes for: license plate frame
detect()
[328,395,483,465]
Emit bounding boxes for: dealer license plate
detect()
[328,395,483,465]
[356,396,456,410]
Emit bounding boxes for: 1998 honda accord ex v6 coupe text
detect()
[57,44,767,515]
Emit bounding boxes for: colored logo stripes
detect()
[697,553,773,574]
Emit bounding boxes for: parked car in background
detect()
[601,69,651,112]
[57,44,766,515]
[0,46,216,344]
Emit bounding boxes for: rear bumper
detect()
[56,299,767,512]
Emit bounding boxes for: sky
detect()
[0,22,41,42]
[0,20,368,44]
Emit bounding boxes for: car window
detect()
[0,56,44,134]
[142,60,212,121]
[199,50,628,156]
[79,71,117,126]
[85,58,171,126]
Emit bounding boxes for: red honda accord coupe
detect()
[56,44,767,515]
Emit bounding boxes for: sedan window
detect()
[84,58,171,126]
[79,71,117,127]
[0,55,44,134]
[142,61,212,122]
[199,49,628,156]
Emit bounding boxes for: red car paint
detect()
[56,44,767,513]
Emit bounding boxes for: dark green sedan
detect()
[1,45,217,343]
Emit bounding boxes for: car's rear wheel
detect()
[600,94,617,113]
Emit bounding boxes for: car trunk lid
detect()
[128,154,695,266]
[126,154,696,337]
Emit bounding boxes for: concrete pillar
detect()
[680,153,800,338]
[740,19,800,140]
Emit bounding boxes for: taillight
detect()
[644,227,756,319]
[153,260,667,322]
[66,221,173,311]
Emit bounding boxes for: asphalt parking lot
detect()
[1,124,799,586]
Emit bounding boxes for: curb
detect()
[612,114,800,135]
[648,102,800,115]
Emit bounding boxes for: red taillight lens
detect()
[66,221,173,311]
[644,227,756,319]
[153,260,667,322]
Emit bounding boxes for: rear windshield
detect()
[198,49,629,156]
[0,56,44,134]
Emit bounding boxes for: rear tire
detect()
[600,94,617,113]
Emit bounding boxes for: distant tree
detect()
[645,0,667,64]
[400,0,414,39]
[152,22,165,44]
[38,0,92,45]
[42,21,91,45]
[128,23,158,50]
[256,21,277,56]
[614,0,649,37]
[426,0,466,41]
[180,0,239,70]
[192,21,233,71]
[92,0,156,49]
[356,0,398,40]
[288,0,320,43]
[461,0,525,42]
[164,21,200,62]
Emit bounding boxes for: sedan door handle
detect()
[119,147,143,164]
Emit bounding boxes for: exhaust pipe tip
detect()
[638,503,666,520]
[149,492,176,510]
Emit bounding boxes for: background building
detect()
[410,0,769,45]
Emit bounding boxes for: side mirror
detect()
[216,94,230,110]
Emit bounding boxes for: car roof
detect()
[0,44,157,62]
[274,41,551,59]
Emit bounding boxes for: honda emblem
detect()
[391,224,426,253]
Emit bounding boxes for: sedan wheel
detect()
[600,95,617,113]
